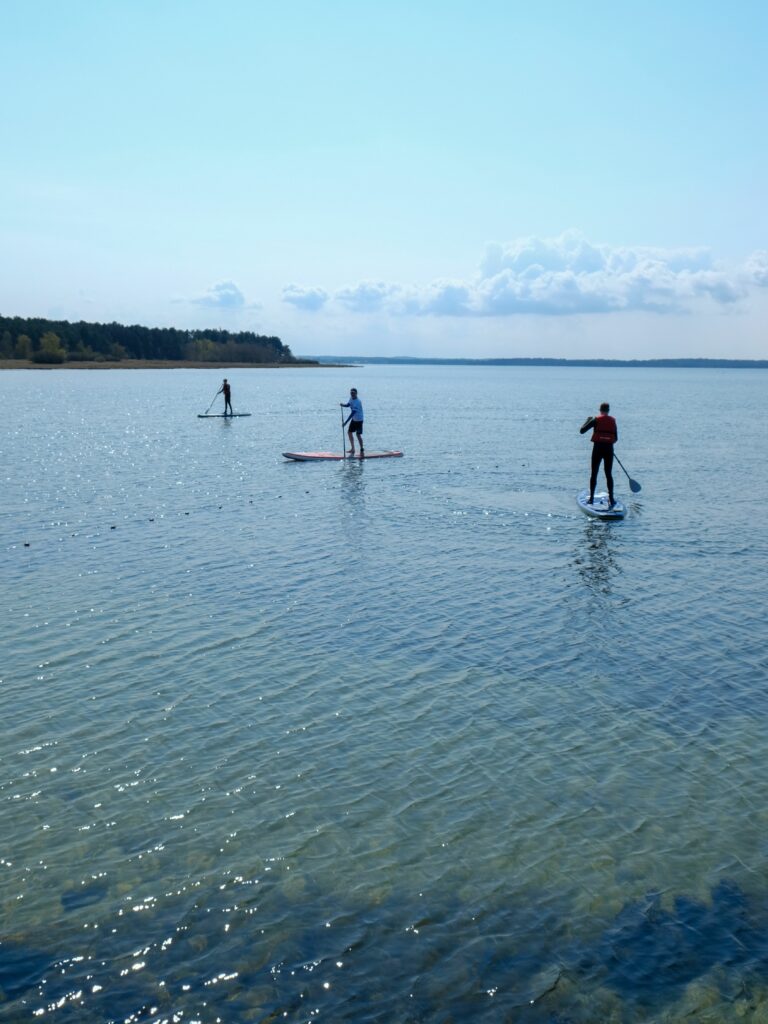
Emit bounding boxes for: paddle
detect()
[614,455,641,493]
[203,388,220,415]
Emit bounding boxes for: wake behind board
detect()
[198,413,252,418]
[283,451,404,462]
[577,490,626,520]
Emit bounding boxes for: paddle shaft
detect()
[613,454,641,493]
[204,388,221,415]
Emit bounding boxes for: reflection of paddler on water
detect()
[217,378,233,416]
[573,519,622,595]
[580,402,618,507]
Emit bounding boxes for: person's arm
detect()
[579,416,596,434]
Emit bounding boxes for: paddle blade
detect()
[629,478,642,493]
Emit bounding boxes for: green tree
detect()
[15,334,32,359]
[186,337,218,361]
[0,330,13,357]
[32,332,67,364]
[69,343,97,361]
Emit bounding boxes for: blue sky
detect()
[1,0,766,357]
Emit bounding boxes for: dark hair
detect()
[600,402,610,412]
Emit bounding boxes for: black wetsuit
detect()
[590,443,614,502]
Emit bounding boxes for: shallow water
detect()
[2,364,768,1022]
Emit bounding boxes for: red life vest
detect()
[591,414,617,444]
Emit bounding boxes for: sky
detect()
[1,0,766,358]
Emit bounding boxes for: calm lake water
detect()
[2,364,768,1023]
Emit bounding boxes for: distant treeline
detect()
[314,355,768,369]
[0,314,296,364]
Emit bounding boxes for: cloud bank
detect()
[190,281,249,309]
[282,284,329,311]
[745,250,768,287]
[283,233,767,318]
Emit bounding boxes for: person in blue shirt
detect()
[340,387,364,458]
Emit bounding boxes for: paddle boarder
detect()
[216,378,233,417]
[580,402,618,506]
[340,387,364,458]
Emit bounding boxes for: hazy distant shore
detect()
[0,359,348,370]
[312,356,768,369]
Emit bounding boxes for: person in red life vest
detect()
[216,378,233,416]
[579,402,618,506]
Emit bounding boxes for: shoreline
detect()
[0,359,350,370]
[311,356,768,369]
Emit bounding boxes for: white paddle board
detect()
[283,451,404,461]
[577,490,626,520]
[198,413,252,418]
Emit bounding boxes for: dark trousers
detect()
[590,443,614,499]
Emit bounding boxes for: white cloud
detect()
[190,281,249,309]
[744,250,768,287]
[286,233,764,318]
[335,281,401,313]
[430,233,745,316]
[401,281,473,316]
[282,284,329,311]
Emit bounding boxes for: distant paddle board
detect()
[577,490,626,520]
[282,451,404,462]
[198,413,252,418]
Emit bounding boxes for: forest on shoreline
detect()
[0,314,302,365]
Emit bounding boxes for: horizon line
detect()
[303,355,768,368]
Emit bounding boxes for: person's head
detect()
[223,378,228,383]
[600,402,610,413]
[350,388,358,397]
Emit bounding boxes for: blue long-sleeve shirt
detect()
[342,397,364,421]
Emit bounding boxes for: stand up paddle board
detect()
[577,490,626,520]
[198,413,252,418]
[283,451,404,462]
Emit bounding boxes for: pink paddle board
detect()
[282,451,404,462]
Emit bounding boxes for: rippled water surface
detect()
[2,364,768,1022]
